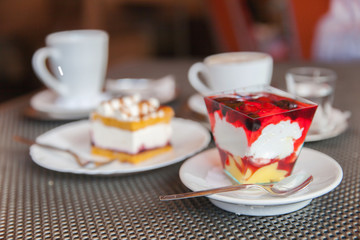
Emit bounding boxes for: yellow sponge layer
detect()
[91,106,174,131]
[225,155,288,184]
[91,145,172,164]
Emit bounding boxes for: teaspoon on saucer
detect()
[14,136,117,168]
[159,174,313,201]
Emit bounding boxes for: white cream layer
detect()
[213,113,248,157]
[213,112,303,165]
[91,120,172,154]
[249,120,303,164]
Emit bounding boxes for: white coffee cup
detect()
[188,52,273,95]
[32,29,109,108]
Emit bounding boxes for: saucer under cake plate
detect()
[29,118,211,175]
[305,108,351,142]
[105,75,177,104]
[188,94,207,116]
[179,148,343,216]
[30,89,110,120]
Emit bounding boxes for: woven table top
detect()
[0,60,359,239]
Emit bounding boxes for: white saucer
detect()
[29,118,211,175]
[106,75,177,104]
[305,108,351,142]
[30,89,110,120]
[188,94,207,116]
[179,148,343,216]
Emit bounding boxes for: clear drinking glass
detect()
[286,67,337,134]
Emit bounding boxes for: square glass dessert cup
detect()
[204,85,317,184]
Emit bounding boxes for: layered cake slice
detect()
[90,95,174,164]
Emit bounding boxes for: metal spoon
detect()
[14,135,117,168]
[159,174,313,201]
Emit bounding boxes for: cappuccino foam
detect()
[206,53,267,65]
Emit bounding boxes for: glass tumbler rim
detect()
[286,67,337,83]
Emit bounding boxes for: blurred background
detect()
[1,0,358,103]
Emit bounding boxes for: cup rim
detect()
[46,29,109,43]
[204,51,272,65]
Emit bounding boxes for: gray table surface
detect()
[0,59,359,239]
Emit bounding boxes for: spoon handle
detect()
[159,184,254,201]
[15,136,51,148]
[13,136,83,166]
[14,136,71,154]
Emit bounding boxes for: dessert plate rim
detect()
[179,147,343,206]
[29,118,211,175]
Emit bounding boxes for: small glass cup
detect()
[286,67,337,134]
[204,85,317,184]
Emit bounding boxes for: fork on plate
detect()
[13,136,117,167]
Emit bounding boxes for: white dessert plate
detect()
[188,94,207,116]
[179,147,343,216]
[30,89,110,120]
[105,75,177,104]
[29,118,211,175]
[305,108,351,142]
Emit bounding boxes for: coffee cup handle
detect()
[32,47,68,96]
[188,62,212,95]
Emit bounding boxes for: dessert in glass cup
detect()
[204,85,317,184]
